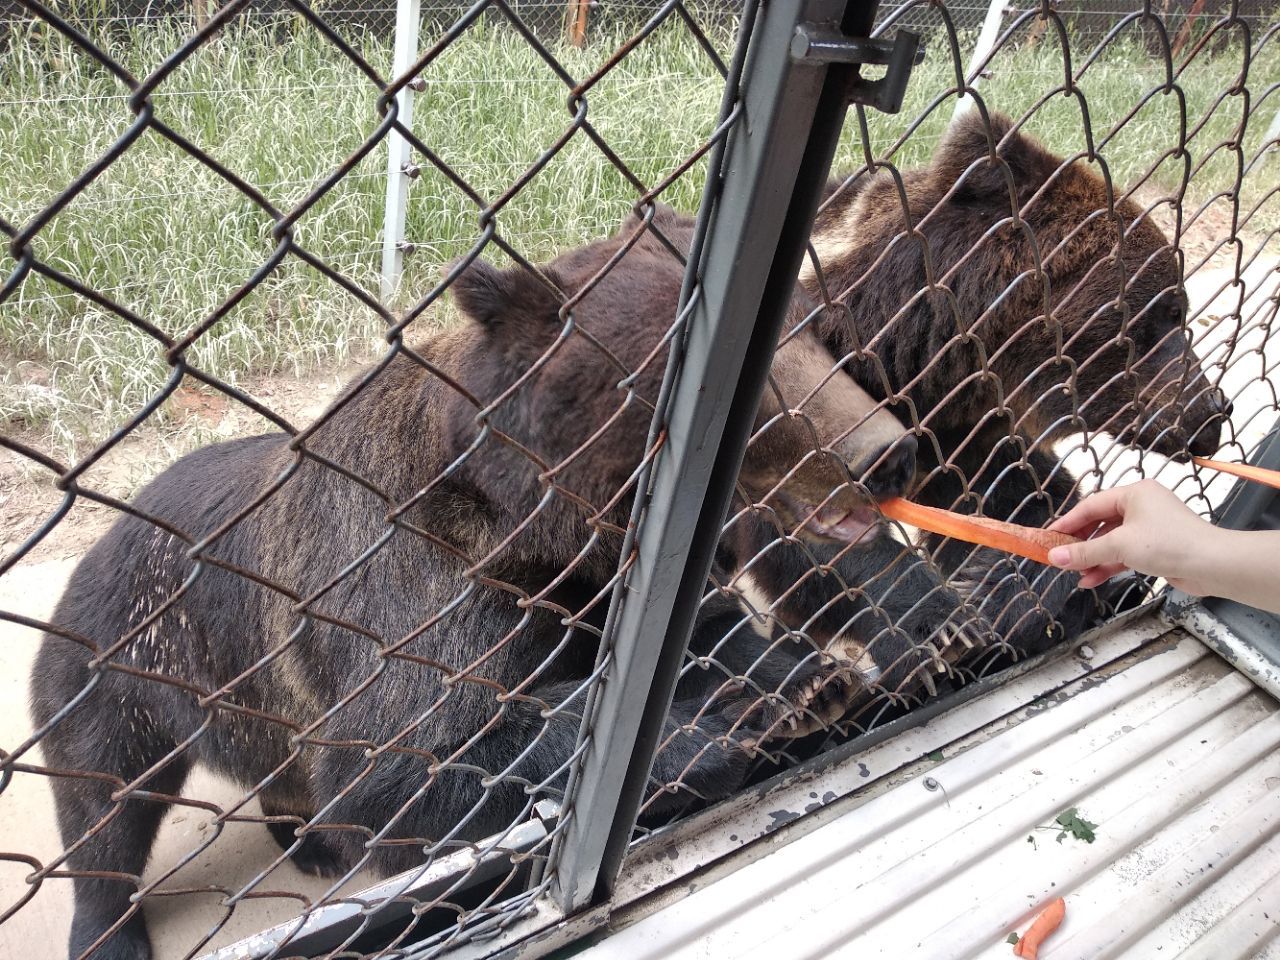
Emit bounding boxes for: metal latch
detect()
[790,23,923,114]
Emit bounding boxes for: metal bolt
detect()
[923,776,940,791]
[407,77,426,92]
[401,162,421,179]
[790,27,881,64]
[396,241,417,255]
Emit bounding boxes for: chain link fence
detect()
[1,0,764,954]
[2,0,1279,958]
[3,0,1277,43]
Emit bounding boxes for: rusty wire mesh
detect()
[0,0,589,43]
[1,0,1279,958]
[0,0,772,955]
[4,0,1277,49]
[634,0,1280,821]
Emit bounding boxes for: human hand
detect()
[1045,479,1222,593]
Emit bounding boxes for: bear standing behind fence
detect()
[30,209,917,960]
[722,110,1229,689]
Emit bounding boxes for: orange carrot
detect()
[1193,457,1280,491]
[880,498,1080,566]
[1012,897,1066,959]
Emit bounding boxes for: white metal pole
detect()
[380,0,423,303]
[952,0,1006,121]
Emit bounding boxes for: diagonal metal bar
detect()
[549,0,888,912]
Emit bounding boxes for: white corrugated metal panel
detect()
[581,623,1280,960]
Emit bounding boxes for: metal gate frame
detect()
[545,0,918,916]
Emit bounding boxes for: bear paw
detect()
[267,820,346,878]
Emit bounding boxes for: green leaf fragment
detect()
[1007,932,1020,945]
[1053,806,1098,843]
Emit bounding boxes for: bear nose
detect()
[1186,388,1231,458]
[858,434,917,500]
[1188,422,1222,458]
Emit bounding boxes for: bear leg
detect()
[260,794,345,879]
[54,753,190,960]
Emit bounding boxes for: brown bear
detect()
[30,210,916,960]
[727,110,1230,695]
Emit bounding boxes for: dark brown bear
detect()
[729,110,1230,687]
[31,211,915,960]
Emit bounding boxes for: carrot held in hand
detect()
[880,498,1080,566]
[1193,457,1280,491]
[1013,897,1066,959]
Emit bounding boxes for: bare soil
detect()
[1,360,368,566]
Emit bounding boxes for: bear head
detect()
[808,111,1229,461]
[442,215,915,570]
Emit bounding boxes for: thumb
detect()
[1047,531,1128,571]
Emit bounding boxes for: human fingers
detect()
[1081,520,1122,541]
[1047,529,1130,571]
[1077,562,1128,589]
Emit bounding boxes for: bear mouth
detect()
[802,502,880,544]
[770,491,881,545]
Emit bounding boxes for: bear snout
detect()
[1127,382,1230,460]
[1188,420,1224,458]
[1187,388,1231,458]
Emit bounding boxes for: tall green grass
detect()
[1,13,1276,459]
[0,15,730,457]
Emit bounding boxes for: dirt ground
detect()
[0,237,1276,959]
[1,361,367,568]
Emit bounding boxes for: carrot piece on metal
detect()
[1012,897,1066,959]
[1193,456,1280,491]
[879,498,1080,566]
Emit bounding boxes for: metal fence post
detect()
[952,0,1006,120]
[380,0,423,302]
[567,0,590,46]
[549,0,901,913]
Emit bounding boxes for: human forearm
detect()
[1195,527,1280,614]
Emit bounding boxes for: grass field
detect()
[2,10,1277,459]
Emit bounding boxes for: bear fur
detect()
[31,211,914,960]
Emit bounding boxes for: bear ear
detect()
[931,110,1059,203]
[448,258,563,329]
[619,201,681,238]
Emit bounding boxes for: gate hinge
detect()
[790,23,923,113]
